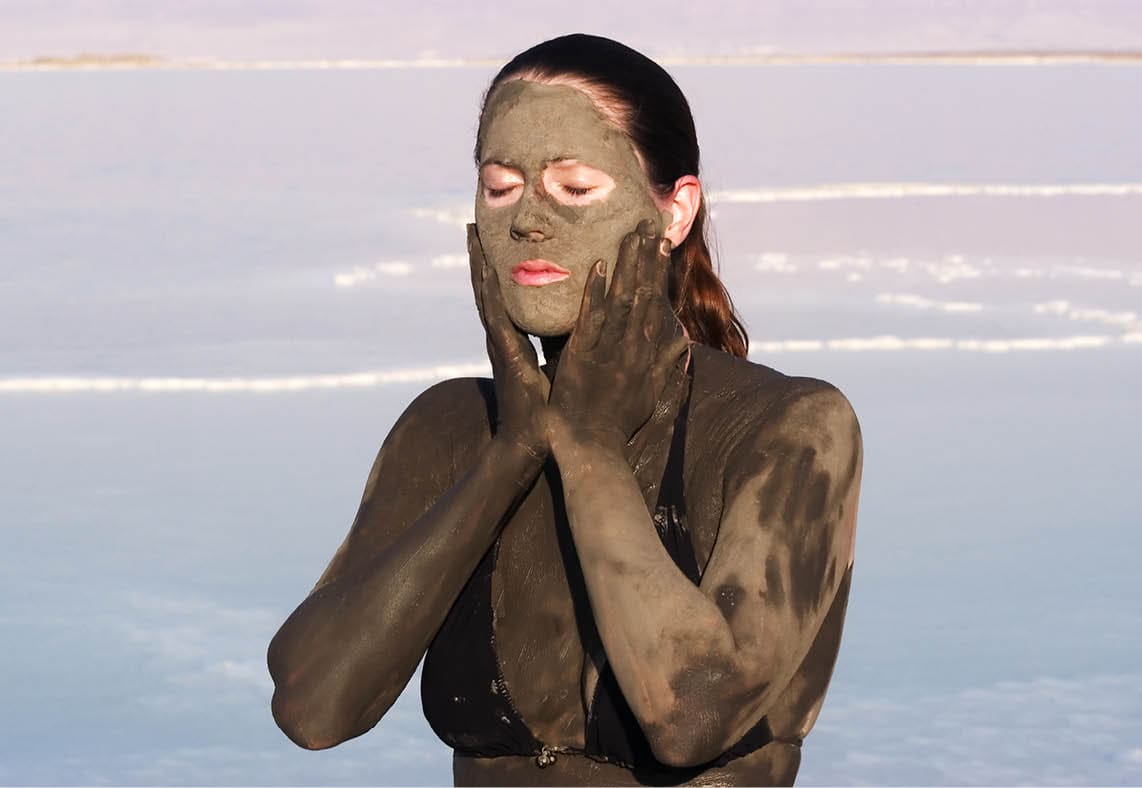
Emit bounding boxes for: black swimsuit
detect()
[421,377,774,771]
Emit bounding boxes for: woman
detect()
[268,34,862,787]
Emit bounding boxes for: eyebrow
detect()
[480,157,598,169]
[480,158,521,170]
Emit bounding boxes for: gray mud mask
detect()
[475,81,670,337]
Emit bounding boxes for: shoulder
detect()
[688,345,861,496]
[366,377,495,488]
[396,376,494,431]
[690,344,859,436]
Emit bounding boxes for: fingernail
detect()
[659,238,672,255]
[595,259,606,275]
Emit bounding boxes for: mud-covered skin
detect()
[475,80,670,336]
[535,345,859,775]
[265,226,553,750]
[268,344,860,785]
[265,379,544,750]
[474,346,860,786]
[546,219,690,451]
[270,88,862,783]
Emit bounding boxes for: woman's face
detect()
[475,80,669,337]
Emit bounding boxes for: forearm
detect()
[553,435,741,758]
[268,438,542,749]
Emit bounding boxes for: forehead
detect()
[478,80,639,171]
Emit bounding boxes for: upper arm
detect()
[698,380,863,738]
[310,377,489,592]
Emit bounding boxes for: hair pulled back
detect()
[477,33,749,358]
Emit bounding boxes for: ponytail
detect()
[669,205,749,358]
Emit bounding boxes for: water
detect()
[1,63,1140,784]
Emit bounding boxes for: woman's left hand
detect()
[547,219,690,453]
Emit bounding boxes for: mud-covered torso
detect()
[424,345,853,782]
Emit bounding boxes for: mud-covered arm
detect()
[267,383,543,750]
[557,382,861,768]
[268,227,550,750]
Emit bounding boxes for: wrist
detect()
[548,418,626,473]
[487,434,548,478]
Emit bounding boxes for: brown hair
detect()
[478,34,749,358]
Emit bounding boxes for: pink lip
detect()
[511,259,571,286]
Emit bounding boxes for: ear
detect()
[656,175,702,248]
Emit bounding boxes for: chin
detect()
[508,308,577,338]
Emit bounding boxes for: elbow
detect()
[267,626,358,750]
[641,695,744,769]
[266,625,401,751]
[271,686,345,750]
[269,655,394,751]
[642,668,775,768]
[271,683,385,751]
[645,717,730,769]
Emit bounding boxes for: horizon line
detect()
[5,49,1142,72]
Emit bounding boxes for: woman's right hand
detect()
[468,224,551,462]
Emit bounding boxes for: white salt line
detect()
[414,183,1142,230]
[7,53,1142,72]
[5,333,1138,395]
[876,293,984,313]
[750,333,1124,355]
[1033,300,1139,329]
[431,254,469,269]
[333,260,412,287]
[0,362,492,394]
[708,182,1142,204]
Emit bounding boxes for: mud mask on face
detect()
[475,81,671,337]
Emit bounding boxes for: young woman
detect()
[268,34,862,786]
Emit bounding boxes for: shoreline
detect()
[4,50,1142,72]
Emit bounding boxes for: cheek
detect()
[473,208,516,272]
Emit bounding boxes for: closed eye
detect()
[485,185,520,198]
[479,163,524,206]
[544,162,615,205]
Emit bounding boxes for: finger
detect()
[481,266,534,357]
[600,231,641,347]
[615,229,643,297]
[629,236,671,344]
[572,259,608,352]
[467,224,488,325]
[653,235,673,304]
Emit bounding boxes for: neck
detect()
[539,334,569,383]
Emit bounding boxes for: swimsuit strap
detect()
[651,370,701,584]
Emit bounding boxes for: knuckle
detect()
[633,285,655,302]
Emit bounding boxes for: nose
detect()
[510,184,552,242]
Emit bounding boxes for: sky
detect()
[2,0,1142,61]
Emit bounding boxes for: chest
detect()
[489,446,724,745]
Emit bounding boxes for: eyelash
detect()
[485,186,518,198]
[482,182,596,200]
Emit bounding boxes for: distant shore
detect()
[4,50,1142,72]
